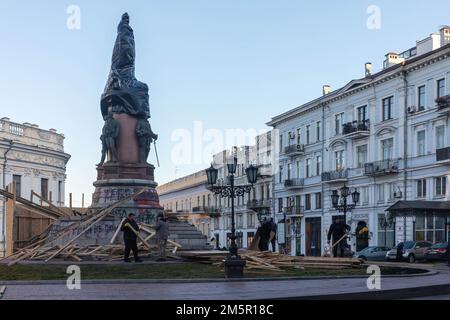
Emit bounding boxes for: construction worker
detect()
[327,217,351,258]
[121,213,143,263]
[155,214,169,261]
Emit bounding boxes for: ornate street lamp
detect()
[205,155,259,278]
[329,184,360,223]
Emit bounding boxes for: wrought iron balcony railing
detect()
[246,199,272,210]
[321,169,348,182]
[284,178,305,188]
[284,205,304,216]
[284,144,305,155]
[436,147,450,162]
[364,159,399,176]
[342,120,370,135]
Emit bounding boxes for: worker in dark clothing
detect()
[121,213,143,263]
[327,217,351,257]
[396,242,405,262]
[446,241,450,266]
[270,218,277,252]
[258,218,271,251]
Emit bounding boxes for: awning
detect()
[386,200,450,216]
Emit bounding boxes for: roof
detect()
[386,200,450,213]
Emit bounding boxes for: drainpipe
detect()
[402,70,409,241]
[321,103,326,254]
[1,139,14,256]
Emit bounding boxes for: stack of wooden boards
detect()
[1,189,182,266]
[179,250,363,271]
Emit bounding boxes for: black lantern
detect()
[351,189,360,204]
[227,156,238,175]
[206,164,218,186]
[245,164,258,185]
[341,184,350,197]
[331,190,339,208]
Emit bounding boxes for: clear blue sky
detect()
[1,0,449,206]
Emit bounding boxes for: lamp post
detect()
[380,214,393,246]
[205,155,259,278]
[330,184,360,223]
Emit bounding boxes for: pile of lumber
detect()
[179,250,362,272]
[1,189,182,265]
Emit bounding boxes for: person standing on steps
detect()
[155,214,169,261]
[121,213,143,263]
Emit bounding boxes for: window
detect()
[361,186,369,204]
[335,150,345,171]
[287,163,291,180]
[279,134,283,153]
[435,176,447,197]
[296,128,301,145]
[378,214,395,247]
[58,181,62,205]
[417,130,426,156]
[305,194,311,211]
[306,125,311,144]
[356,145,368,168]
[436,125,445,149]
[335,113,344,135]
[415,215,446,243]
[437,78,446,98]
[248,213,255,228]
[41,178,48,200]
[260,185,265,200]
[305,159,311,178]
[377,184,385,202]
[296,160,301,178]
[279,166,283,183]
[316,155,321,176]
[382,96,394,121]
[316,121,321,142]
[381,138,394,160]
[416,179,427,198]
[418,85,426,110]
[12,175,21,197]
[278,198,283,213]
[357,105,368,122]
[315,192,322,209]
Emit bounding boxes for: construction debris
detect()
[0,189,182,265]
[179,250,363,272]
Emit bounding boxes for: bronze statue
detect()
[99,112,119,164]
[100,13,150,119]
[135,118,158,163]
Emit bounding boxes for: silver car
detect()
[386,241,433,263]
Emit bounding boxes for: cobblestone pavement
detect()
[1,262,449,300]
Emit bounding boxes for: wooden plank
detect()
[110,218,126,244]
[5,197,15,256]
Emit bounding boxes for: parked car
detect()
[357,246,391,261]
[386,241,432,263]
[424,242,449,261]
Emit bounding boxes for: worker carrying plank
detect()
[121,213,143,263]
[327,217,351,258]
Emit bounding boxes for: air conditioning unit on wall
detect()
[408,106,417,114]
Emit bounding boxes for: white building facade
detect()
[0,118,70,256]
[268,27,450,256]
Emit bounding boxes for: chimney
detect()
[441,26,450,47]
[383,52,405,69]
[365,62,373,77]
[322,85,331,96]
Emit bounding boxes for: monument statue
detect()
[100,12,150,120]
[136,118,158,163]
[99,111,119,164]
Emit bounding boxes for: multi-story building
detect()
[211,131,274,249]
[0,117,71,256]
[157,170,216,239]
[268,26,450,256]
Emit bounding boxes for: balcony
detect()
[436,147,450,164]
[247,199,272,211]
[284,205,304,216]
[342,120,370,139]
[192,206,221,217]
[364,159,399,176]
[321,169,348,182]
[437,95,450,113]
[284,178,305,189]
[284,144,305,156]
[257,163,272,177]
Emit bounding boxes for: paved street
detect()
[1,264,450,300]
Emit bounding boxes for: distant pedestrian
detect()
[269,218,277,252]
[327,217,350,257]
[121,213,142,263]
[396,242,405,262]
[155,214,169,261]
[257,218,270,251]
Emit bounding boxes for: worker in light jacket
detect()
[121,213,143,263]
[155,214,170,261]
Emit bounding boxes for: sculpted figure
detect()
[99,112,120,164]
[135,118,158,163]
